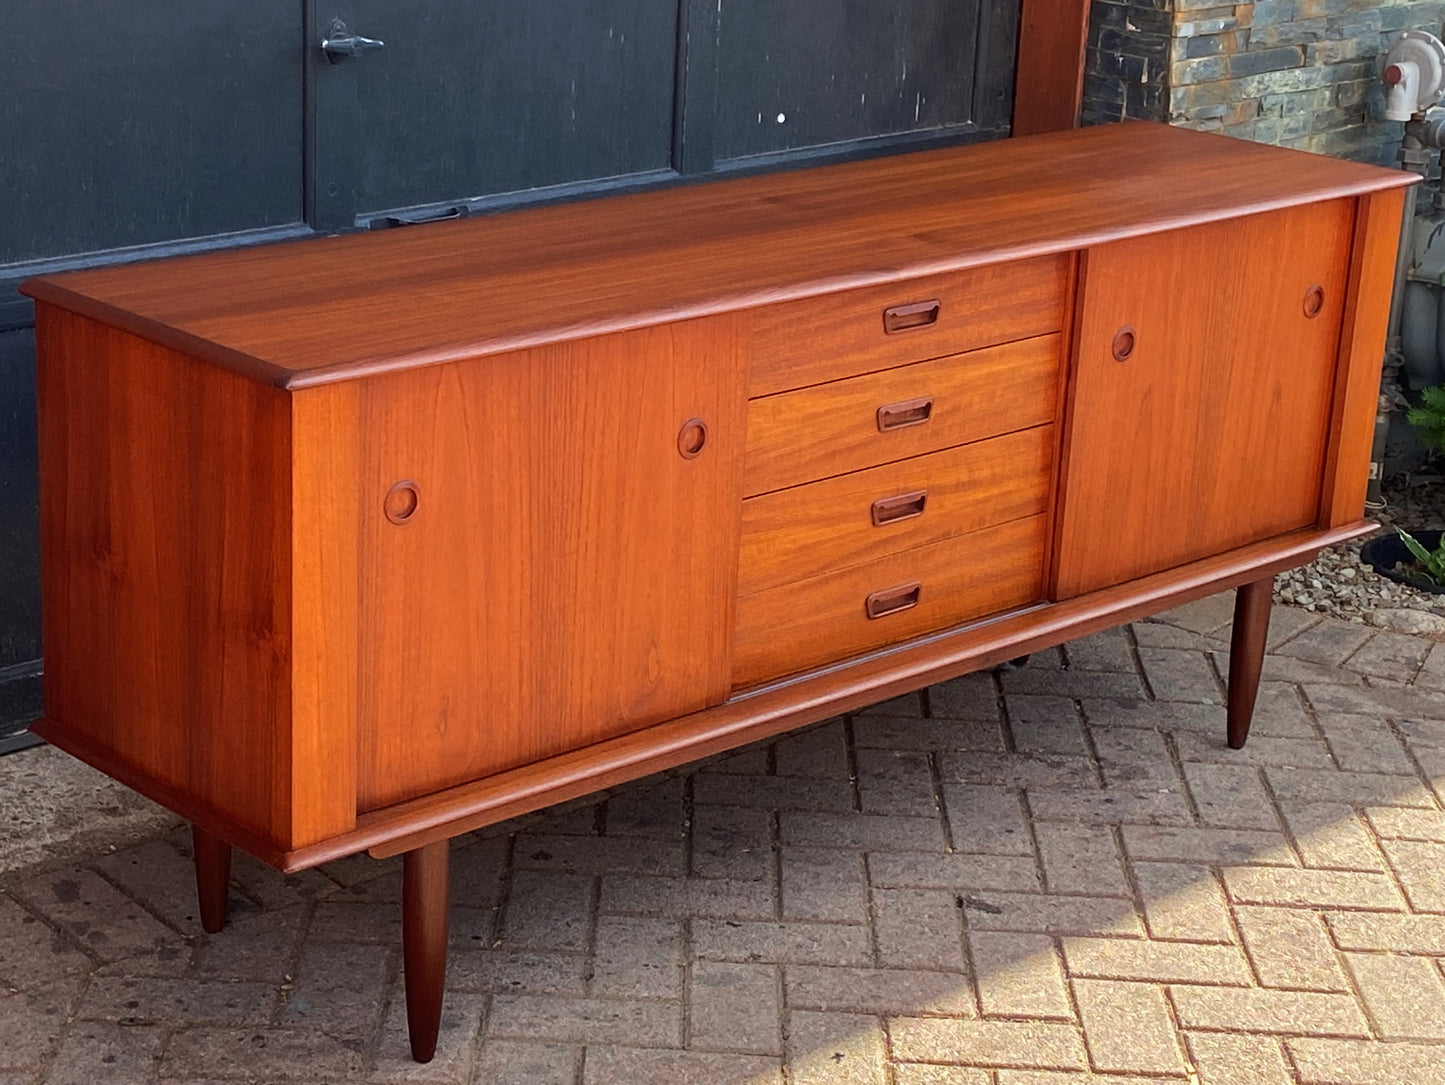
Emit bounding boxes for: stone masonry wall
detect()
[1083,0,1445,165]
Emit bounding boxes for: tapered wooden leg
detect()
[403,839,450,1063]
[1227,576,1274,750]
[191,824,232,934]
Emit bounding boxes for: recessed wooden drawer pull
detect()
[384,480,420,524]
[883,299,942,334]
[1111,325,1136,362]
[870,489,928,526]
[865,581,922,619]
[1303,284,1325,318]
[876,395,934,431]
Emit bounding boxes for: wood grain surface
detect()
[733,514,1048,689]
[1012,0,1093,136]
[21,124,1412,389]
[739,425,1053,597]
[1053,200,1356,598]
[352,317,749,810]
[745,335,1060,496]
[748,255,1067,397]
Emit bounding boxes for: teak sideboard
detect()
[22,121,1413,1061]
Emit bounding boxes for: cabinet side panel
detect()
[356,315,748,810]
[1320,189,1407,527]
[290,385,361,845]
[35,306,294,847]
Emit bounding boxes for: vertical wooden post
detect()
[191,824,232,934]
[1227,576,1274,750]
[402,838,451,1063]
[1012,0,1094,136]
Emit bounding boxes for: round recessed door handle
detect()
[677,418,708,459]
[384,480,420,524]
[1112,325,1136,362]
[1304,284,1326,319]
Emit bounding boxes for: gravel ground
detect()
[1276,469,1445,634]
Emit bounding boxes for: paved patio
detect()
[2,591,1445,1084]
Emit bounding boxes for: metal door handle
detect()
[322,20,385,62]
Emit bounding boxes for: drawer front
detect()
[749,254,1070,397]
[746,334,1060,496]
[739,425,1053,597]
[733,514,1047,689]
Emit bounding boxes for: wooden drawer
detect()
[739,425,1053,597]
[732,513,1047,689]
[745,334,1060,496]
[749,254,1070,397]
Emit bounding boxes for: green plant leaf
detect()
[1397,528,1445,585]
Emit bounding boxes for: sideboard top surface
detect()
[22,121,1413,390]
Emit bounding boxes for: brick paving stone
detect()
[597,874,775,920]
[604,777,687,838]
[1247,653,1370,687]
[1120,825,1297,866]
[781,812,946,853]
[10,867,183,966]
[1072,979,1186,1075]
[1288,1037,1445,1084]
[308,900,401,944]
[446,949,586,995]
[186,907,305,985]
[496,871,593,952]
[692,773,854,814]
[1396,717,1445,748]
[894,1066,991,1085]
[583,1047,783,1085]
[961,893,1142,937]
[688,960,781,1055]
[1183,763,1282,831]
[1170,985,1369,1037]
[487,994,682,1047]
[1222,867,1405,911]
[0,895,95,990]
[1001,667,1146,701]
[697,744,772,775]
[473,1040,580,1085]
[1174,729,1336,770]
[1186,1032,1295,1085]
[75,976,274,1025]
[1131,620,1229,652]
[783,965,975,1016]
[1315,714,1418,776]
[1025,787,1193,827]
[1278,802,1386,872]
[1084,697,1221,732]
[689,805,776,881]
[1380,839,1445,912]
[781,848,869,922]
[1005,696,1091,757]
[279,939,389,1038]
[995,1075,1182,1085]
[785,1010,887,1085]
[1033,823,1130,897]
[851,717,1005,753]
[1233,906,1348,992]
[161,1026,370,1079]
[1149,595,1236,635]
[929,673,1002,721]
[1365,806,1445,842]
[45,1021,164,1084]
[866,852,1041,893]
[1131,862,1235,943]
[1327,911,1445,954]
[589,915,682,999]
[888,1018,1087,1070]
[91,839,209,933]
[513,834,686,877]
[855,749,941,818]
[1274,619,1375,667]
[1345,952,1445,1041]
[773,721,850,779]
[1090,729,1183,791]
[872,888,967,971]
[969,931,1072,1020]
[1303,680,1445,722]
[855,692,926,718]
[1137,647,1222,703]
[1061,938,1252,986]
[1062,627,1137,672]
[1265,765,1436,809]
[938,751,1100,791]
[940,785,1033,855]
[368,988,484,1085]
[1342,631,1430,683]
[690,919,872,967]
[0,981,76,1071]
[1415,642,1445,692]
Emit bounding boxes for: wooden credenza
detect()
[22,122,1412,1060]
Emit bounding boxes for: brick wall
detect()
[1083,0,1445,164]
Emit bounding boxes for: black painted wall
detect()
[0,1,1022,750]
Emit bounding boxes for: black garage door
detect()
[0,1,1022,749]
